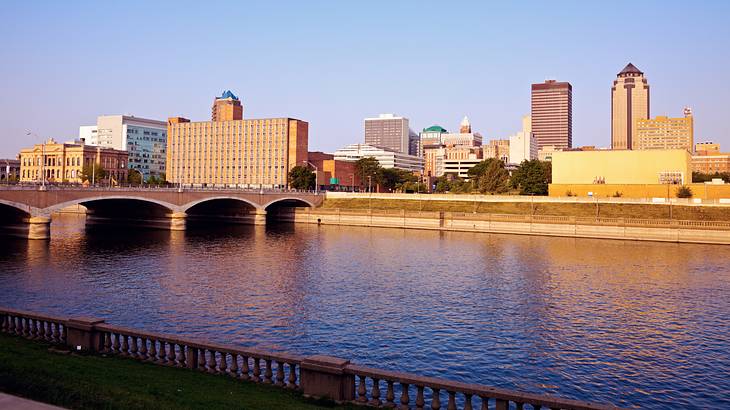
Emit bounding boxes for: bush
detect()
[612,191,623,198]
[565,190,576,197]
[676,185,693,198]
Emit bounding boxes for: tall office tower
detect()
[531,80,572,149]
[364,114,410,154]
[611,63,649,150]
[459,116,472,133]
[166,92,308,188]
[212,90,243,122]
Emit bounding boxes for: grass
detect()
[0,333,354,410]
[321,198,730,221]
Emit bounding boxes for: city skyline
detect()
[1,1,729,158]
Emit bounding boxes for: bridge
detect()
[0,186,323,239]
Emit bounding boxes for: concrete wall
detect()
[285,208,730,245]
[549,183,730,200]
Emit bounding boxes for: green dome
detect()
[423,125,447,133]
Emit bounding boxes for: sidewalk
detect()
[0,393,65,410]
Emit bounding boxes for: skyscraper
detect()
[212,90,243,122]
[531,80,572,149]
[364,114,410,154]
[611,63,649,150]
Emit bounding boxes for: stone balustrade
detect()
[0,307,623,410]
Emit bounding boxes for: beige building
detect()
[483,139,510,163]
[19,139,128,184]
[551,149,691,185]
[611,63,650,150]
[531,80,572,149]
[166,93,308,188]
[538,145,562,162]
[634,108,694,151]
[695,142,720,154]
[692,143,730,174]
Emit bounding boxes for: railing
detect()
[95,324,302,388]
[0,308,67,345]
[348,364,617,410]
[0,307,624,409]
[0,184,319,194]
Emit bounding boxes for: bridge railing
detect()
[0,184,320,194]
[0,306,624,409]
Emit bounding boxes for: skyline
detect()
[1,1,730,158]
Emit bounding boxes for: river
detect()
[1,214,728,409]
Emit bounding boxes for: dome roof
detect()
[423,125,447,133]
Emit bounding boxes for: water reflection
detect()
[0,214,728,409]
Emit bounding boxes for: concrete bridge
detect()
[0,186,323,239]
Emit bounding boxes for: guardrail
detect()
[0,307,624,409]
[0,185,319,194]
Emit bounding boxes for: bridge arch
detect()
[261,197,316,210]
[0,199,35,217]
[43,196,179,216]
[181,196,260,212]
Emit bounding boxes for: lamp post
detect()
[131,168,144,187]
[302,161,319,194]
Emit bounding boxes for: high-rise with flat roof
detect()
[634,108,693,151]
[166,92,308,188]
[531,80,572,150]
[611,63,650,150]
[364,114,410,154]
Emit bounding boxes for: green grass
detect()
[321,198,730,221]
[0,333,353,410]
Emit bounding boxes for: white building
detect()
[79,115,167,180]
[508,115,538,165]
[333,143,424,172]
[364,114,411,154]
[443,158,483,180]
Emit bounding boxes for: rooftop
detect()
[423,125,447,133]
[618,63,643,77]
[217,90,239,100]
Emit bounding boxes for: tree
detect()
[509,160,552,195]
[288,165,315,190]
[80,163,107,184]
[127,171,142,185]
[676,185,693,198]
[468,159,509,194]
[355,157,382,191]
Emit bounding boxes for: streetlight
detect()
[302,161,319,195]
[26,131,47,191]
[131,168,144,187]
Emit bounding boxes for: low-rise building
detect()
[538,145,561,162]
[692,153,730,174]
[0,159,20,182]
[333,143,423,172]
[308,151,361,190]
[19,139,128,184]
[443,158,483,180]
[483,139,510,163]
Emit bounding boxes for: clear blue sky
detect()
[1,0,729,158]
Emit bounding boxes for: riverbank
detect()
[0,333,347,410]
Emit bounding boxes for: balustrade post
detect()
[219,352,228,374]
[286,362,297,388]
[112,333,120,353]
[130,336,139,358]
[370,378,382,406]
[186,346,198,369]
[121,335,130,356]
[148,339,158,362]
[495,398,508,410]
[168,343,178,366]
[300,355,354,403]
[264,359,273,384]
[229,353,239,378]
[8,316,16,335]
[139,338,148,360]
[253,358,261,381]
[197,347,206,371]
[416,385,425,410]
[399,383,410,410]
[45,321,54,342]
[240,356,250,380]
[37,320,46,340]
[385,380,395,408]
[480,396,489,410]
[275,361,285,386]
[357,375,368,403]
[431,387,441,410]
[447,391,456,410]
[208,349,217,373]
[64,317,105,353]
[464,393,473,410]
[177,345,186,367]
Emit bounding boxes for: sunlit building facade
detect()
[19,139,128,183]
[634,109,693,151]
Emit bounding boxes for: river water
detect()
[1,214,728,409]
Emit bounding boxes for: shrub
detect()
[676,185,693,198]
[565,190,576,197]
[612,191,623,198]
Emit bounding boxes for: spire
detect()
[459,116,471,134]
[218,90,239,100]
[618,63,643,77]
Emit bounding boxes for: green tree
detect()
[509,160,552,195]
[676,185,693,198]
[288,165,316,190]
[468,159,509,194]
[127,171,142,185]
[355,157,382,191]
[80,163,108,184]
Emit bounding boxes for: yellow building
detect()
[19,139,128,184]
[634,109,693,151]
[695,141,720,154]
[611,63,649,150]
[166,92,308,188]
[552,149,691,185]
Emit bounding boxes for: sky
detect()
[1,0,729,158]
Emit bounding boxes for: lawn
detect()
[0,333,353,410]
